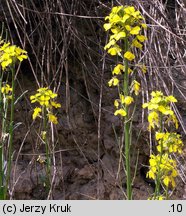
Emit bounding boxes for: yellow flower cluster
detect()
[104,6,147,59]
[108,63,134,87]
[114,94,134,117]
[144,91,183,192]
[155,132,183,154]
[1,83,12,100]
[104,6,147,118]
[1,83,12,94]
[142,91,178,130]
[147,154,178,188]
[111,80,140,117]
[30,87,61,124]
[0,41,27,70]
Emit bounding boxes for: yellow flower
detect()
[149,155,157,167]
[166,95,177,103]
[132,11,141,19]
[124,51,135,61]
[143,91,178,129]
[48,113,58,124]
[146,170,155,179]
[103,23,112,31]
[137,35,147,42]
[114,99,119,108]
[40,99,49,107]
[0,42,28,70]
[156,132,183,154]
[158,106,174,115]
[30,87,61,123]
[151,91,163,97]
[141,23,147,29]
[112,64,124,75]
[108,45,122,55]
[111,31,126,41]
[147,154,178,188]
[132,39,143,49]
[119,94,125,104]
[111,14,121,24]
[155,132,164,140]
[104,39,116,50]
[148,111,159,129]
[108,77,119,87]
[151,96,161,104]
[1,84,12,94]
[163,176,173,188]
[103,5,147,60]
[51,101,61,108]
[130,26,141,35]
[125,25,131,31]
[0,42,10,51]
[114,109,127,117]
[37,88,57,99]
[148,103,159,110]
[111,6,123,14]
[127,67,133,74]
[132,80,140,95]
[32,107,42,120]
[30,87,59,107]
[122,14,130,23]
[158,196,164,200]
[142,103,148,108]
[1,56,13,70]
[124,96,134,105]
[111,28,120,34]
[124,6,135,15]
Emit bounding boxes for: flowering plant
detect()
[104,5,147,199]
[143,91,183,199]
[30,87,61,124]
[0,39,28,199]
[0,41,27,70]
[30,87,61,188]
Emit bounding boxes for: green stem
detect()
[123,38,132,200]
[0,96,9,200]
[43,107,50,187]
[5,66,15,199]
[165,185,169,200]
[154,113,163,199]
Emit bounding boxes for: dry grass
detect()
[1,0,186,199]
